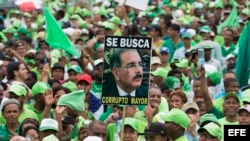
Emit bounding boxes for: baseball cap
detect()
[9,84,27,96]
[207,71,221,85]
[139,122,168,136]
[52,63,64,71]
[62,81,77,92]
[242,89,250,103]
[198,122,222,140]
[151,68,168,78]
[67,65,82,74]
[175,59,188,68]
[181,32,192,39]
[224,92,240,103]
[199,25,211,33]
[39,118,59,132]
[160,47,170,54]
[199,113,218,127]
[150,24,161,32]
[1,99,20,112]
[94,58,103,67]
[226,54,235,60]
[77,74,92,84]
[62,116,75,125]
[108,16,122,25]
[160,108,190,129]
[123,117,138,131]
[151,56,161,65]
[238,104,250,114]
[182,102,199,112]
[186,29,196,37]
[140,26,150,35]
[84,136,102,141]
[164,76,180,90]
[105,22,115,30]
[31,82,50,97]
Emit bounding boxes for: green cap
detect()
[2,27,16,34]
[207,71,221,85]
[23,12,32,18]
[122,117,138,131]
[224,92,240,103]
[151,68,168,78]
[199,113,218,127]
[108,16,122,25]
[42,134,59,141]
[198,122,222,140]
[62,81,77,92]
[181,32,192,39]
[215,2,223,8]
[70,14,80,20]
[57,90,85,111]
[67,65,83,74]
[175,59,189,68]
[81,8,92,17]
[242,8,250,15]
[17,27,29,35]
[32,82,50,96]
[160,108,190,128]
[199,25,211,33]
[146,12,157,18]
[242,89,250,103]
[9,84,27,96]
[164,76,180,90]
[105,22,115,30]
[96,6,108,15]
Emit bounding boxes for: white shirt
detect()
[205,58,222,73]
[117,84,136,97]
[173,46,191,60]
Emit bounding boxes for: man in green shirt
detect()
[0,99,21,141]
[159,108,190,141]
[0,84,38,124]
[161,24,183,61]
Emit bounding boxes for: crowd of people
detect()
[0,0,250,141]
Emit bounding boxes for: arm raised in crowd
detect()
[198,66,213,112]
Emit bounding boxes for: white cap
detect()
[238,104,250,113]
[186,29,196,37]
[151,56,161,65]
[94,59,103,66]
[226,54,235,60]
[39,118,59,132]
[84,136,103,141]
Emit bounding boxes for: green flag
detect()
[217,7,240,34]
[44,6,80,58]
[236,22,250,88]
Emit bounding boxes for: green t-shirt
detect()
[0,124,20,141]
[0,107,38,124]
[218,117,239,139]
[161,39,184,61]
[221,44,236,57]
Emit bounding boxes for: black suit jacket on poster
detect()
[102,80,148,98]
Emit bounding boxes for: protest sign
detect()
[114,0,149,11]
[101,36,152,105]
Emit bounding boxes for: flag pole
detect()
[120,105,126,141]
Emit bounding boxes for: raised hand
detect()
[44,89,55,107]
